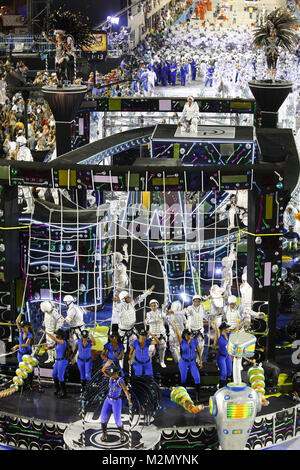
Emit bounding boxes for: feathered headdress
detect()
[47,7,93,49]
[253,8,299,53]
[81,367,161,428]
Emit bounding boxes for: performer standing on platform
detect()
[166,300,187,363]
[13,312,34,363]
[221,244,237,301]
[145,299,167,368]
[62,295,85,351]
[180,63,187,86]
[240,272,265,328]
[173,322,203,404]
[208,284,225,327]
[190,59,197,81]
[112,285,155,353]
[185,295,206,356]
[225,295,243,331]
[100,364,132,443]
[101,332,125,375]
[129,330,160,376]
[40,300,63,364]
[71,329,96,393]
[160,60,168,87]
[112,243,129,295]
[205,62,214,87]
[178,96,199,133]
[214,321,232,388]
[42,30,72,86]
[12,312,35,390]
[40,328,72,398]
[169,59,178,86]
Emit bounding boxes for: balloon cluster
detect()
[0,355,38,399]
[170,386,204,414]
[248,365,268,406]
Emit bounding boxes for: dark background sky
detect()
[51,0,127,28]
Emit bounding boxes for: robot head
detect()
[119,290,130,302]
[40,300,53,313]
[63,295,74,305]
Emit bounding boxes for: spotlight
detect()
[180,293,189,302]
[111,17,120,25]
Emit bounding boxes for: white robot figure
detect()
[227,192,248,230]
[112,285,155,353]
[221,244,237,301]
[209,284,225,325]
[166,300,187,363]
[40,300,64,363]
[112,244,130,296]
[240,272,265,328]
[225,295,243,331]
[185,295,206,357]
[16,134,35,214]
[209,331,266,450]
[145,299,167,368]
[178,96,199,133]
[208,284,225,346]
[63,295,85,350]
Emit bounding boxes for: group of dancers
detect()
[12,249,266,444]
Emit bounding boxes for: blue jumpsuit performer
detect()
[100,364,132,443]
[12,311,34,390]
[161,61,168,86]
[41,327,71,399]
[190,59,197,81]
[214,321,233,388]
[13,312,34,363]
[205,64,214,87]
[173,321,203,404]
[101,333,125,376]
[129,329,159,376]
[180,64,186,86]
[169,60,177,86]
[72,329,96,392]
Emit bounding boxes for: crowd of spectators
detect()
[0,58,56,159]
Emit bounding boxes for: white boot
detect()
[159,344,167,368]
[45,348,55,364]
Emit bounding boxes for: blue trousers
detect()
[170,73,176,86]
[100,397,123,427]
[192,69,196,80]
[133,360,153,376]
[18,352,25,363]
[181,75,186,86]
[178,358,200,384]
[77,357,93,381]
[216,354,232,380]
[161,73,167,86]
[52,359,68,382]
[205,78,213,87]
